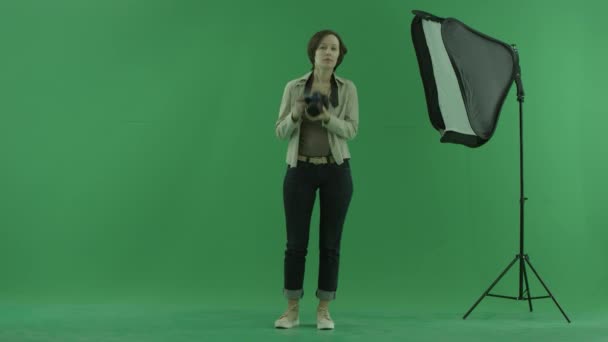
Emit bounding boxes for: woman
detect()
[274,29,359,330]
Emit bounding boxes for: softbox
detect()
[411,10,519,148]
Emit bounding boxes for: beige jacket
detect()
[275,72,359,167]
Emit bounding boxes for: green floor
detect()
[0,302,605,341]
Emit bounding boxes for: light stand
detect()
[462,45,571,323]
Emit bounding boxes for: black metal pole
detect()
[518,85,527,301]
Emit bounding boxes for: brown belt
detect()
[297,155,335,165]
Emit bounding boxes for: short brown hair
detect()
[307,30,348,71]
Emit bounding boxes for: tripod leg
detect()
[522,258,533,312]
[463,255,519,319]
[524,257,571,323]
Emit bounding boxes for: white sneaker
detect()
[316,306,334,330]
[274,304,299,329]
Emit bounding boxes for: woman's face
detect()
[314,34,340,70]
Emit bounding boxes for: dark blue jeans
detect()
[282,159,353,301]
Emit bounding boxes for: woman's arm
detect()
[275,81,302,140]
[322,81,358,140]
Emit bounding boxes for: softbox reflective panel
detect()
[411,10,519,147]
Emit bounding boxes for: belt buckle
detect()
[310,157,325,165]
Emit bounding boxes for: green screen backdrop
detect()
[0,0,606,339]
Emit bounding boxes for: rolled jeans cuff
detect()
[283,289,304,300]
[316,289,336,301]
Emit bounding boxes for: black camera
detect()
[304,91,329,117]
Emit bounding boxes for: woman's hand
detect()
[304,106,331,123]
[292,97,306,121]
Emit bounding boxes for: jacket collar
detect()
[295,71,345,85]
[297,71,341,108]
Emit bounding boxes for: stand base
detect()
[462,254,571,323]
